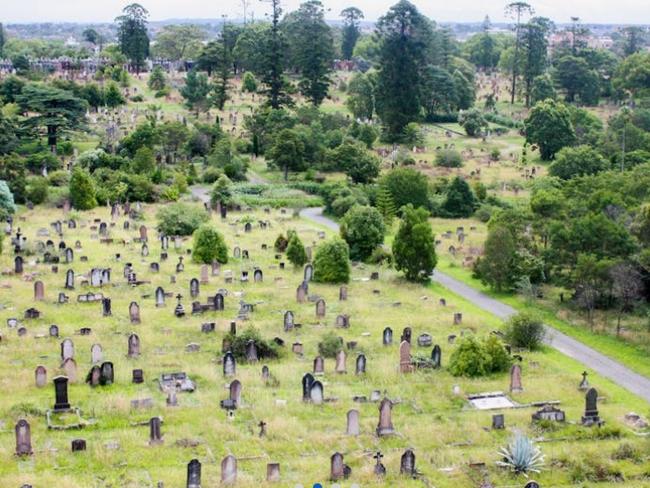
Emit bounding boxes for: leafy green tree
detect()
[233,23,271,75]
[192,224,228,264]
[442,176,476,218]
[421,66,458,116]
[104,82,125,107]
[375,0,433,139]
[210,174,233,208]
[119,122,159,157]
[17,84,87,150]
[381,168,430,211]
[453,70,475,110]
[286,232,308,267]
[266,128,306,180]
[341,7,364,60]
[356,123,379,149]
[0,76,25,104]
[242,72,258,93]
[522,17,551,106]
[131,147,155,175]
[375,185,397,225]
[476,224,518,291]
[152,24,206,61]
[0,180,16,220]
[392,204,437,282]
[156,202,208,236]
[524,99,576,160]
[210,33,233,111]
[327,141,379,183]
[26,177,49,204]
[613,51,650,99]
[0,23,6,57]
[116,3,150,72]
[530,74,556,104]
[435,148,463,168]
[148,65,167,91]
[313,237,351,284]
[83,28,104,50]
[157,121,189,163]
[548,145,609,180]
[0,155,27,203]
[181,70,211,115]
[285,0,334,106]
[346,72,374,120]
[504,312,545,350]
[0,111,19,155]
[554,55,600,105]
[459,108,488,137]
[340,205,386,261]
[69,168,97,210]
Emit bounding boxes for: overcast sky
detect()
[2,0,647,25]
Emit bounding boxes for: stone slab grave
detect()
[158,372,196,393]
[467,392,517,410]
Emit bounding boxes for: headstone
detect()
[335,349,347,374]
[253,269,263,282]
[432,345,442,368]
[355,354,366,375]
[492,414,505,429]
[296,283,307,303]
[245,340,258,362]
[189,278,200,298]
[132,369,144,384]
[316,299,326,318]
[34,280,45,300]
[62,358,77,382]
[373,451,386,476]
[266,463,281,482]
[35,366,47,387]
[214,293,225,311]
[579,371,589,391]
[71,439,86,452]
[330,452,348,481]
[128,333,141,358]
[15,420,33,456]
[200,265,209,284]
[129,302,141,324]
[91,344,103,363]
[400,449,416,476]
[304,264,313,282]
[310,380,324,405]
[155,287,165,307]
[49,324,59,337]
[223,352,236,377]
[383,327,393,346]
[581,388,601,426]
[401,327,412,343]
[65,269,75,289]
[53,376,71,411]
[221,455,237,485]
[283,311,294,331]
[399,341,412,373]
[102,297,112,316]
[187,459,201,488]
[149,417,163,445]
[313,356,324,375]
[417,333,432,347]
[532,404,566,423]
[453,312,462,325]
[346,409,360,436]
[376,398,395,436]
[100,362,114,385]
[61,338,75,361]
[14,256,24,274]
[524,481,540,488]
[302,373,315,401]
[510,364,523,393]
[339,286,348,301]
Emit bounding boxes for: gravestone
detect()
[400,449,416,476]
[313,356,324,375]
[187,459,201,488]
[304,264,314,282]
[53,376,71,411]
[261,365,270,381]
[266,463,281,482]
[339,285,347,301]
[61,338,75,361]
[129,302,141,324]
[102,297,112,316]
[296,282,307,303]
[283,311,294,331]
[302,373,315,401]
[253,269,263,282]
[155,287,165,307]
[15,420,33,456]
[346,409,360,436]
[310,380,324,405]
[581,388,601,426]
[200,265,209,284]
[132,369,144,384]
[71,439,86,452]
[524,481,540,488]
[401,327,412,343]
[100,362,114,385]
[376,398,395,436]
[316,299,326,318]
[49,325,59,337]
[65,248,74,263]
[330,452,349,481]
[62,358,77,382]
[34,281,45,300]
[399,341,412,373]
[212,260,221,276]
[128,333,141,358]
[335,314,349,328]
[223,352,236,377]
[579,371,590,391]
[189,278,200,298]
[383,327,393,346]
[532,404,566,423]
[453,312,462,325]
[65,269,75,289]
[510,364,523,393]
[373,452,386,476]
[149,417,163,445]
[214,293,225,311]
[355,354,366,374]
[335,350,347,374]
[221,455,237,485]
[417,333,432,347]
[35,366,47,387]
[245,340,258,362]
[87,366,101,386]
[14,256,24,274]
[432,345,442,368]
[91,344,103,363]
[492,414,505,429]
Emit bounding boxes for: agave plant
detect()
[496,432,545,474]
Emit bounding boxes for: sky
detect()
[1,0,648,25]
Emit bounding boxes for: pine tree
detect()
[181,70,211,115]
[69,168,97,210]
[116,3,150,73]
[148,65,167,91]
[340,7,364,60]
[375,185,396,225]
[286,233,308,267]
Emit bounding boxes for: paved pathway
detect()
[299,206,650,403]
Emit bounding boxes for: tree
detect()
[210,175,233,208]
[524,99,576,160]
[210,33,233,111]
[340,205,386,261]
[148,65,167,91]
[522,17,550,106]
[286,0,334,105]
[392,204,437,282]
[346,72,374,120]
[548,145,609,180]
[375,0,433,139]
[69,168,97,210]
[610,263,643,337]
[17,84,87,150]
[116,3,150,72]
[0,23,5,58]
[131,146,155,175]
[192,224,228,264]
[476,224,518,291]
[266,128,306,180]
[242,72,258,93]
[573,254,610,330]
[181,70,211,115]
[327,141,379,183]
[341,7,364,60]
[620,26,646,57]
[0,180,16,220]
[613,52,650,100]
[504,313,545,350]
[286,232,308,267]
[313,237,351,284]
[449,336,511,377]
[104,82,125,107]
[459,108,488,137]
[153,24,206,61]
[375,185,397,225]
[505,2,534,104]
[530,74,556,104]
[381,168,430,212]
[442,176,476,218]
[554,55,600,105]
[261,0,292,109]
[157,203,209,236]
[158,121,189,163]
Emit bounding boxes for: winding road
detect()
[299,207,650,404]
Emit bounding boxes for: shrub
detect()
[0,180,17,220]
[313,238,350,284]
[459,108,488,137]
[156,202,208,236]
[192,224,228,264]
[274,234,289,253]
[381,168,430,212]
[318,332,344,358]
[435,148,463,168]
[368,246,392,266]
[286,233,308,268]
[224,327,281,360]
[26,177,49,204]
[242,72,258,93]
[503,312,545,350]
[340,205,385,261]
[393,204,437,282]
[202,167,223,184]
[69,168,97,210]
[448,335,512,377]
[549,145,609,180]
[48,170,69,187]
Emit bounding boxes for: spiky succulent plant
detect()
[496,432,545,474]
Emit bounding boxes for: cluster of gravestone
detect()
[2,202,611,488]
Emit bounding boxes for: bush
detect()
[156,202,208,236]
[313,238,351,284]
[393,204,437,282]
[26,177,49,204]
[441,176,477,218]
[549,145,609,180]
[318,332,344,358]
[368,246,393,265]
[69,168,97,210]
[504,312,545,350]
[192,224,228,264]
[274,234,289,253]
[202,167,223,184]
[48,170,69,187]
[448,335,512,377]
[340,205,386,261]
[435,148,463,168]
[286,233,308,268]
[381,168,430,212]
[242,72,258,93]
[459,108,488,137]
[224,327,281,360]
